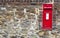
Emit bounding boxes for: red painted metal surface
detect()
[42,4,52,30]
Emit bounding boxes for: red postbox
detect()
[42,4,52,30]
